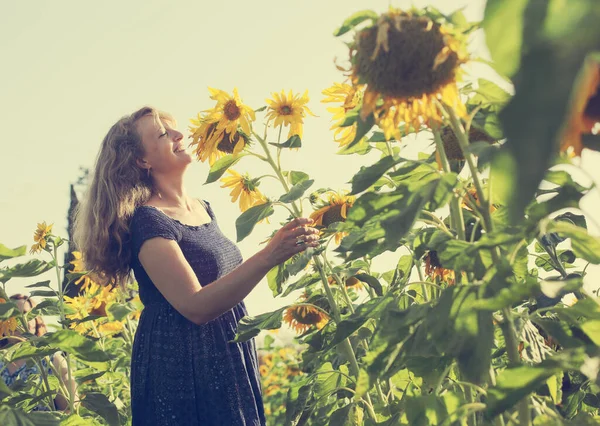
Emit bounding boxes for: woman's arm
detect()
[51,353,79,412]
[138,217,319,325]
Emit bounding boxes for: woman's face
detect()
[136,113,192,174]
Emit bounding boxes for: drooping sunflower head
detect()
[265,90,316,139]
[424,250,455,285]
[310,191,356,244]
[220,169,266,212]
[439,125,496,160]
[327,275,363,290]
[188,112,250,165]
[30,221,53,254]
[561,55,600,155]
[283,304,329,334]
[322,83,365,147]
[347,8,468,139]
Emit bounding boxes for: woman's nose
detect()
[173,130,184,141]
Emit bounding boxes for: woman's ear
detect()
[136,158,150,170]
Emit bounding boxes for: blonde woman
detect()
[73,107,319,426]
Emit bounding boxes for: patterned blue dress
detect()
[0,356,55,411]
[128,201,265,426]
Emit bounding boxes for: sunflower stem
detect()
[446,105,531,426]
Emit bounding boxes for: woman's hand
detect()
[259,217,320,268]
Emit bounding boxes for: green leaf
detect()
[0,244,26,262]
[269,134,301,149]
[106,303,134,322]
[232,306,288,342]
[336,137,372,155]
[282,273,320,297]
[81,392,120,426]
[279,179,314,203]
[313,362,347,398]
[485,363,562,419]
[235,202,274,242]
[0,406,60,426]
[580,320,600,346]
[333,10,378,36]
[0,300,19,320]
[30,299,61,316]
[60,413,97,425]
[349,156,401,195]
[25,280,52,289]
[43,330,111,363]
[204,153,246,184]
[482,0,528,77]
[286,170,310,185]
[347,113,375,149]
[0,259,56,283]
[354,273,383,296]
[285,380,313,425]
[266,265,284,297]
[546,221,600,264]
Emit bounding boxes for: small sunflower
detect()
[461,184,497,213]
[322,83,364,146]
[424,250,455,285]
[283,304,329,334]
[64,282,120,335]
[0,298,18,338]
[327,275,363,290]
[220,169,266,212]
[348,9,468,140]
[560,54,600,156]
[265,90,315,139]
[70,251,97,291]
[208,87,255,137]
[310,191,355,244]
[188,112,250,165]
[30,222,53,254]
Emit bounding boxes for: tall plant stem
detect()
[253,131,379,421]
[446,106,530,426]
[53,245,76,413]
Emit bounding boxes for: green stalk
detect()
[254,131,379,421]
[53,245,76,413]
[446,106,530,426]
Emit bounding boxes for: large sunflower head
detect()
[209,87,256,136]
[283,304,329,334]
[265,90,316,139]
[347,8,468,140]
[424,250,455,285]
[220,169,266,212]
[561,54,600,156]
[322,83,364,147]
[30,221,53,254]
[188,112,250,165]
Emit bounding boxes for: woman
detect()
[73,106,319,425]
[0,294,78,411]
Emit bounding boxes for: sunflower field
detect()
[2,0,600,424]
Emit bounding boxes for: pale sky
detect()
[1,0,599,336]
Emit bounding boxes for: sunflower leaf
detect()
[0,259,56,284]
[82,392,120,426]
[41,330,111,363]
[348,114,375,149]
[333,10,378,37]
[349,156,402,195]
[545,221,600,264]
[0,301,19,320]
[269,134,301,149]
[0,244,26,262]
[235,202,274,242]
[279,179,314,203]
[232,306,288,342]
[336,137,372,156]
[204,154,246,184]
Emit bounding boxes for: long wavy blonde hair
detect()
[73,106,173,285]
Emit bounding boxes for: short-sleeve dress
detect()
[128,200,265,426]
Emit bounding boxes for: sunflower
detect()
[347,9,468,140]
[439,125,496,160]
[70,251,96,291]
[327,275,363,290]
[188,112,250,165]
[0,298,18,338]
[220,169,266,212]
[283,304,329,334]
[461,184,497,213]
[64,282,119,335]
[208,87,255,137]
[322,83,364,146]
[424,250,455,285]
[265,90,315,139]
[310,191,355,244]
[30,221,53,254]
[560,54,600,156]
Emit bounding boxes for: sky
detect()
[1,0,599,340]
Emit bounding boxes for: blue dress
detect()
[128,201,265,426]
[0,356,55,411]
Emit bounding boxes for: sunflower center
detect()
[355,14,459,99]
[427,250,442,269]
[291,309,322,325]
[321,204,347,227]
[278,105,293,115]
[217,130,248,154]
[224,100,241,121]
